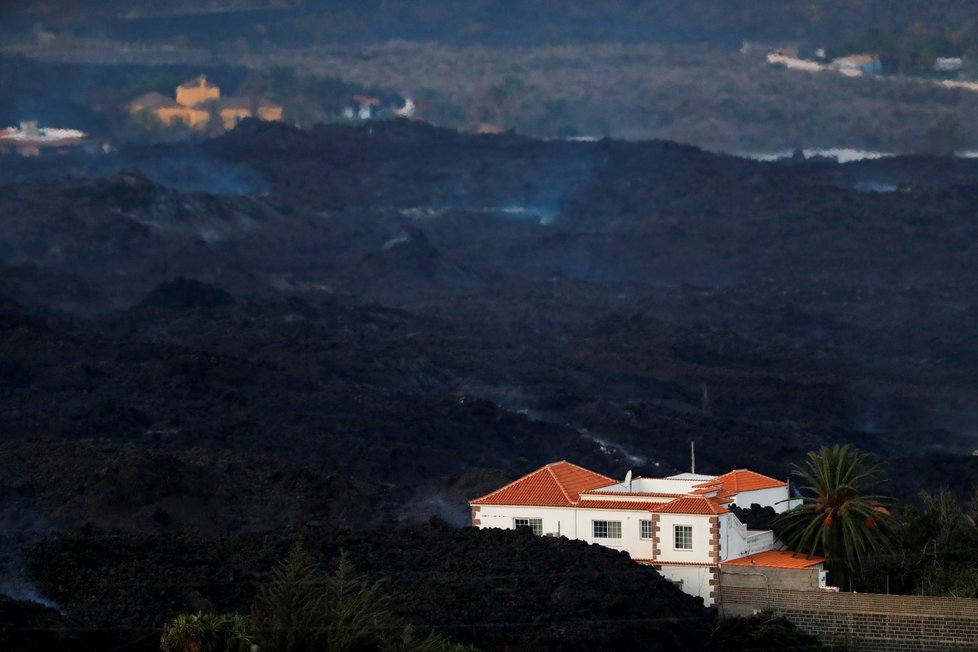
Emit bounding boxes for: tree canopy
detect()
[774,444,893,578]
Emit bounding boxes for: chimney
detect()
[690,441,696,474]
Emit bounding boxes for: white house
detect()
[470,461,821,606]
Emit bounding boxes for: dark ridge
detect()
[0,595,93,652]
[138,277,234,310]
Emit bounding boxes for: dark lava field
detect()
[3,119,978,649]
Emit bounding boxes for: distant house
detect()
[175,75,220,108]
[0,121,102,157]
[934,57,964,72]
[830,54,882,76]
[470,461,822,606]
[476,122,503,135]
[128,75,282,132]
[350,94,381,120]
[129,91,209,128]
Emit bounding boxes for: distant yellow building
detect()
[129,75,282,132]
[128,91,209,128]
[175,75,220,108]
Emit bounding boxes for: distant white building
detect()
[934,57,964,72]
[830,54,882,76]
[470,461,821,606]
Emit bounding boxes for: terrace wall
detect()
[719,569,978,651]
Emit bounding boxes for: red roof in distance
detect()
[352,95,381,105]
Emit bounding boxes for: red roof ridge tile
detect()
[694,469,786,494]
[653,494,729,515]
[469,461,614,507]
[545,463,574,505]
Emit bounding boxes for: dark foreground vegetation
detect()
[1,119,978,647]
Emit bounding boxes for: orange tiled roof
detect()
[724,550,825,569]
[695,469,785,495]
[576,500,663,511]
[653,495,729,515]
[584,490,682,498]
[470,461,614,507]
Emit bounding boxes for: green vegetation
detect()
[160,612,255,652]
[250,544,328,652]
[162,545,469,652]
[774,444,893,587]
[856,489,978,598]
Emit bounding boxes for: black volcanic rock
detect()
[138,277,234,309]
[730,504,777,531]
[29,523,712,651]
[0,595,92,652]
[2,121,978,651]
[334,224,485,300]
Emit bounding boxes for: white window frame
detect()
[514,517,543,536]
[640,519,653,540]
[592,520,622,539]
[674,524,693,550]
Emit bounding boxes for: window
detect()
[640,520,653,540]
[592,520,622,539]
[674,525,693,550]
[514,518,543,536]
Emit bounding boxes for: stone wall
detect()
[720,565,821,594]
[719,570,978,651]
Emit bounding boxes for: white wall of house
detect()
[656,564,716,606]
[731,486,793,513]
[475,504,578,538]
[477,505,780,564]
[716,513,776,561]
[573,508,656,559]
[655,513,714,564]
[719,512,750,561]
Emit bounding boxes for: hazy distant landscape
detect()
[3,2,978,651]
[3,0,978,153]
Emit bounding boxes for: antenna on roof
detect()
[624,470,632,491]
[690,441,696,475]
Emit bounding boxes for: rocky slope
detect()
[2,120,978,647]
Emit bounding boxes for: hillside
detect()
[2,120,978,648]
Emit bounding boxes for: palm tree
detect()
[160,612,254,652]
[773,444,893,586]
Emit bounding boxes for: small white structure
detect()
[766,53,826,73]
[935,57,964,72]
[829,54,881,75]
[351,94,380,120]
[0,121,90,157]
[393,98,415,118]
[470,461,816,606]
